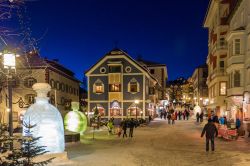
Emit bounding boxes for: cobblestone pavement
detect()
[65,118,250,166]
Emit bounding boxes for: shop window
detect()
[128,78,139,93]
[109,84,121,92]
[234,71,241,87]
[220,82,227,96]
[93,79,104,94]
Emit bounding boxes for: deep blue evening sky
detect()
[25,0,209,81]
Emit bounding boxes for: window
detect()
[100,67,106,74]
[61,83,65,92]
[109,84,121,92]
[125,66,132,73]
[109,65,121,73]
[229,42,233,57]
[93,79,104,94]
[65,84,68,93]
[25,94,35,104]
[50,79,55,88]
[234,39,241,55]
[220,82,227,96]
[150,69,155,74]
[149,87,155,95]
[234,71,241,87]
[220,61,224,68]
[220,38,225,47]
[25,77,37,88]
[56,81,60,90]
[128,78,139,93]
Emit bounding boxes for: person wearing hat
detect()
[201,118,218,151]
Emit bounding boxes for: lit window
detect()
[234,39,241,55]
[109,84,121,92]
[93,79,104,94]
[220,82,227,96]
[128,78,139,93]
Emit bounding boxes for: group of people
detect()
[196,111,204,123]
[160,108,190,125]
[107,118,137,138]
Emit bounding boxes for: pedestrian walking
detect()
[163,111,167,120]
[117,125,122,137]
[236,118,241,129]
[196,112,200,123]
[178,111,182,120]
[167,113,171,124]
[107,120,114,135]
[160,111,163,119]
[183,111,186,120]
[200,112,204,123]
[171,114,175,125]
[186,110,190,120]
[128,118,136,138]
[201,118,218,151]
[121,120,128,138]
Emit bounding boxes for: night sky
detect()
[12,0,210,80]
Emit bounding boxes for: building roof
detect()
[85,48,161,86]
[17,51,80,82]
[137,58,166,67]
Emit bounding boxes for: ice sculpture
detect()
[64,102,87,134]
[23,83,65,153]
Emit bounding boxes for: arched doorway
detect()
[110,100,122,116]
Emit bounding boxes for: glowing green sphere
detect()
[64,111,87,134]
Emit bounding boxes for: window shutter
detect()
[128,82,131,92]
[93,84,96,93]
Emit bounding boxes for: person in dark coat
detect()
[196,112,200,123]
[163,111,167,120]
[121,120,128,138]
[201,118,218,151]
[128,119,136,138]
[167,113,171,124]
[200,112,204,123]
[186,110,190,120]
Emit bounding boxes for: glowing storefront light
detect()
[64,102,87,134]
[23,83,65,153]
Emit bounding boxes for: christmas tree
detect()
[20,120,54,166]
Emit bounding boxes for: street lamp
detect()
[134,100,139,119]
[1,50,18,137]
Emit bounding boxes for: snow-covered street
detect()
[65,119,250,166]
